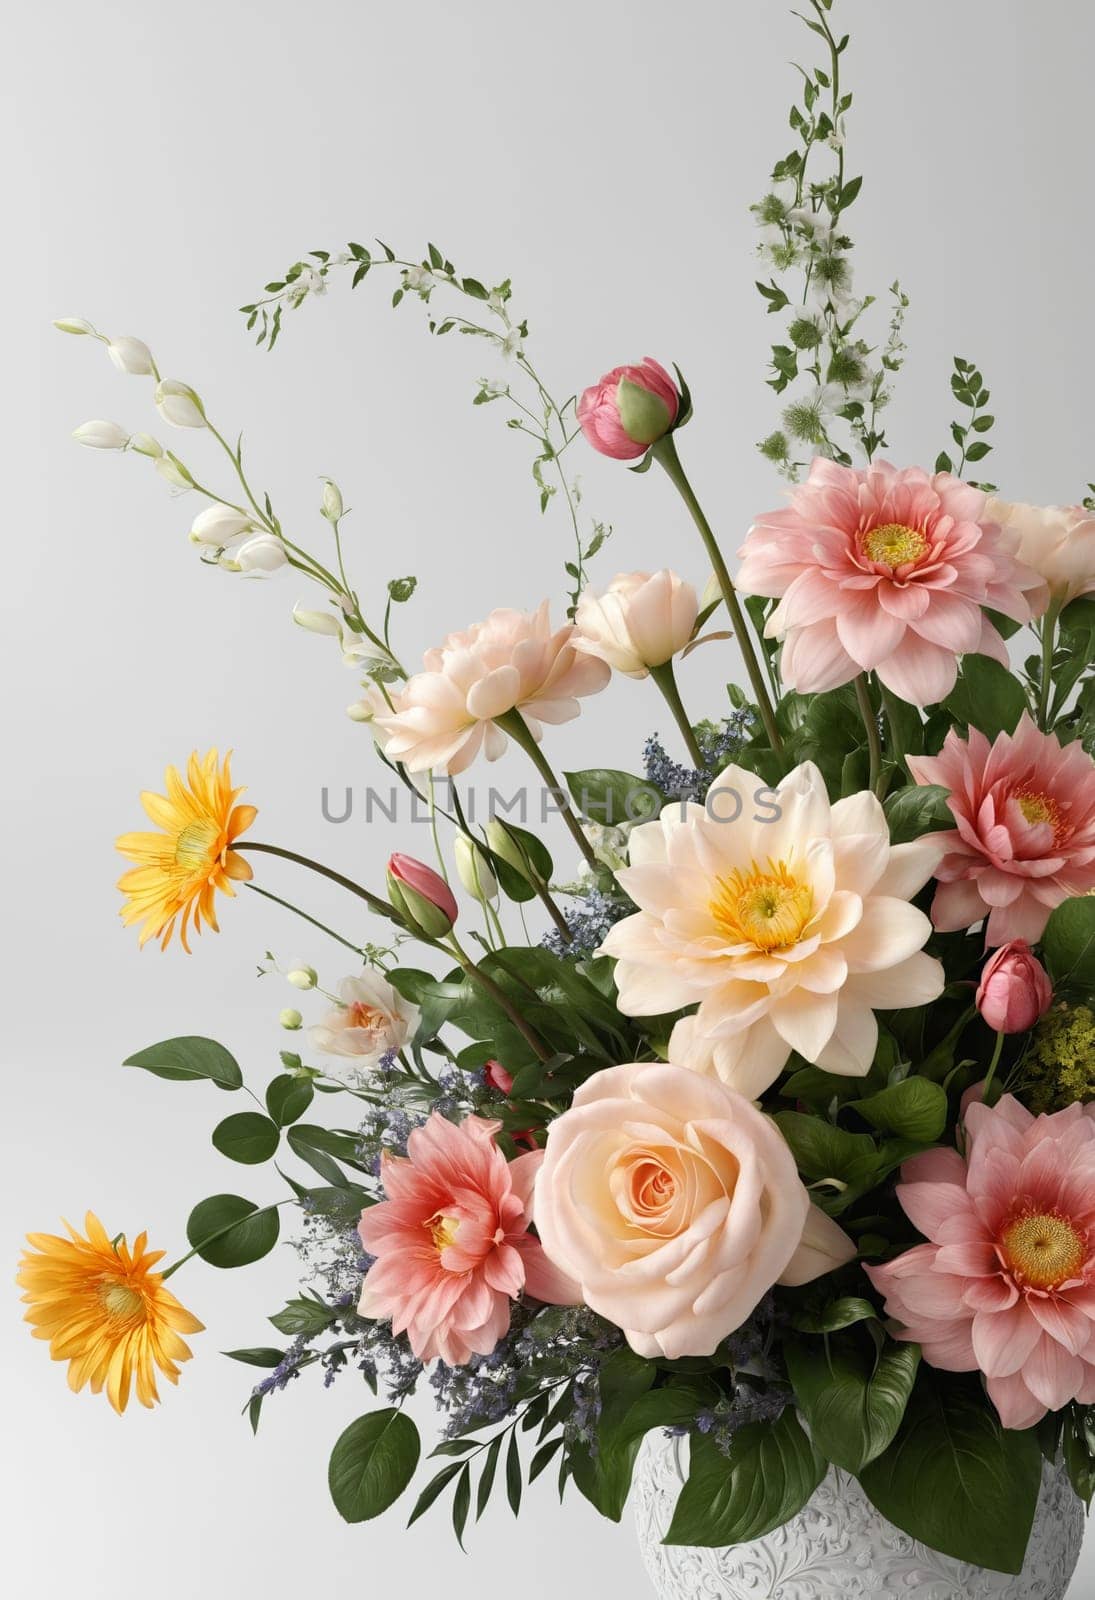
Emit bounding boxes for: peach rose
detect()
[533,1062,854,1358]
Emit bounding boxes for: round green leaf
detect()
[1042,897,1095,990]
[851,1078,947,1143]
[124,1035,242,1090]
[212,1112,280,1165]
[186,1194,280,1268]
[265,1074,314,1126]
[329,1409,421,1523]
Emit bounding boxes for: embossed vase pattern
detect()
[633,1431,1084,1599]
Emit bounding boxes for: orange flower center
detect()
[1000,1209,1086,1290]
[174,819,220,872]
[631,1159,677,1215]
[711,860,814,951]
[1014,787,1064,842]
[99,1281,145,1322]
[425,1212,460,1253]
[863,522,928,569]
[347,1002,387,1030]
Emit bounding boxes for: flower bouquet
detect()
[27,1,1095,1591]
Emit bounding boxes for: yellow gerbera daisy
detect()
[116,748,257,951]
[18,1212,204,1413]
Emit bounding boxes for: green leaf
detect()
[1042,897,1095,990]
[859,1373,1042,1574]
[212,1112,280,1165]
[265,1074,314,1125]
[789,1296,879,1334]
[944,656,1030,740]
[564,769,662,827]
[664,1411,826,1546]
[124,1035,242,1090]
[186,1194,280,1268]
[407,1460,465,1526]
[506,1430,523,1515]
[476,1433,502,1521]
[1064,1408,1095,1508]
[223,1347,285,1368]
[883,784,952,844]
[785,1333,919,1472]
[850,1078,947,1142]
[452,1463,471,1549]
[329,1409,420,1523]
[270,1294,337,1336]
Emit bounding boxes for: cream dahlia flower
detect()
[376,601,610,775]
[599,762,945,1095]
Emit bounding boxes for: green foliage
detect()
[270,1294,339,1337]
[265,1073,314,1126]
[212,1112,280,1165]
[1042,894,1095,994]
[186,1194,280,1268]
[785,1331,919,1471]
[564,769,662,827]
[123,1035,242,1090]
[935,355,996,488]
[850,1077,947,1142]
[859,1373,1042,1574]
[944,656,1029,739]
[1063,1407,1095,1507]
[665,1411,826,1546]
[328,1410,421,1523]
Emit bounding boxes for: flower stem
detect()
[648,660,705,768]
[236,841,402,926]
[981,1031,1006,1107]
[1037,600,1063,731]
[854,675,885,797]
[445,932,552,1063]
[160,1197,299,1281]
[495,710,599,871]
[651,435,783,752]
[244,882,371,959]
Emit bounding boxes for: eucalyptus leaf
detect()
[124,1035,242,1090]
[329,1409,420,1523]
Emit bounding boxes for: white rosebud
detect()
[454,835,498,904]
[292,600,342,636]
[154,456,194,489]
[287,966,318,990]
[154,379,206,429]
[54,317,96,336]
[232,532,288,574]
[72,419,129,450]
[190,504,255,547]
[107,336,154,376]
[129,432,163,458]
[320,478,344,522]
[279,1007,303,1030]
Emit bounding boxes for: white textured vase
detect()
[633,1431,1084,1599]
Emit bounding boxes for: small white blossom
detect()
[107,336,154,375]
[154,456,194,490]
[129,432,163,459]
[403,265,436,295]
[190,504,255,547]
[155,379,206,429]
[292,600,342,636]
[72,419,129,450]
[227,532,288,574]
[499,327,522,361]
[54,317,96,336]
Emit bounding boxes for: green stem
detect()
[1037,600,1062,731]
[878,682,912,781]
[244,882,370,959]
[854,675,884,797]
[981,1031,1006,1107]
[445,933,552,1063]
[161,1197,299,1280]
[236,841,402,926]
[648,660,705,768]
[651,435,783,752]
[494,710,599,871]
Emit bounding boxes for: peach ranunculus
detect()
[866,1096,1095,1430]
[908,713,1095,946]
[572,569,699,679]
[599,761,944,1097]
[533,1062,856,1359]
[988,496,1095,608]
[309,971,420,1075]
[375,602,610,775]
[357,1114,577,1365]
[737,459,1046,706]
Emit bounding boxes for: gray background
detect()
[5,0,1094,1593]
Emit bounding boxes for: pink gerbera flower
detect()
[357,1114,577,1365]
[909,714,1095,945]
[867,1096,1095,1430]
[738,459,1046,705]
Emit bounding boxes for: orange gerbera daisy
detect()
[116,748,257,951]
[18,1212,204,1413]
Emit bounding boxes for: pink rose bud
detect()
[484,1059,515,1095]
[387,852,458,938]
[577,357,680,460]
[975,940,1053,1034]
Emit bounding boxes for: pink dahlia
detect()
[867,1096,1095,1429]
[908,713,1095,945]
[738,459,1045,705]
[357,1114,577,1365]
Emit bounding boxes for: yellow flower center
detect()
[1014,787,1064,841]
[1000,1210,1086,1290]
[863,522,929,569]
[425,1212,460,1253]
[174,819,220,872]
[99,1282,145,1321]
[710,860,815,952]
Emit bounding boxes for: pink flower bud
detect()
[484,1059,514,1095]
[387,853,458,937]
[975,940,1053,1034]
[577,357,680,460]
